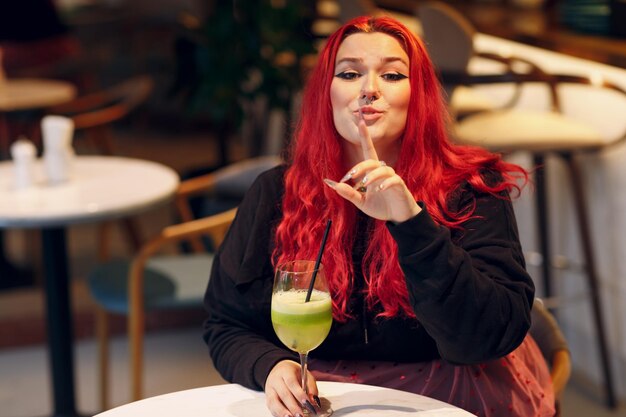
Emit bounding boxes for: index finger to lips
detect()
[358,112,379,162]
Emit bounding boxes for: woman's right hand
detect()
[323,113,421,224]
[265,360,320,417]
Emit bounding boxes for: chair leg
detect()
[0,113,10,158]
[562,152,617,409]
[120,217,143,253]
[97,222,112,262]
[97,220,142,261]
[95,307,110,411]
[533,154,554,298]
[24,230,44,285]
[90,127,116,156]
[129,292,145,401]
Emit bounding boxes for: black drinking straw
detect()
[305,219,332,302]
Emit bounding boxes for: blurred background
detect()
[2,1,626,416]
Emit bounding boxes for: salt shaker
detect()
[10,137,37,190]
[42,115,75,185]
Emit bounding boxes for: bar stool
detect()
[453,76,626,410]
[418,1,626,408]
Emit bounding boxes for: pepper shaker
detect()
[10,137,37,190]
[42,115,75,185]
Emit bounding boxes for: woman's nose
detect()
[360,75,380,104]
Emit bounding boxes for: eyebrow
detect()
[335,56,409,67]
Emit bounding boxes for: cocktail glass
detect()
[271,260,333,416]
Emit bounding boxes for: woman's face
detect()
[330,32,411,161]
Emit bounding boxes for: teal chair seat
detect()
[87,254,215,314]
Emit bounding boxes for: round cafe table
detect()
[0,155,179,417]
[94,381,477,417]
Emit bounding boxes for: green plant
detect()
[175,0,316,165]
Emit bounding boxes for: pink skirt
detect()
[309,335,555,417]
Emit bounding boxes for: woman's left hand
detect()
[324,116,421,224]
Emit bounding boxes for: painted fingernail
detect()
[378,183,385,191]
[360,176,368,186]
[303,400,317,415]
[323,178,337,189]
[340,169,356,183]
[313,395,321,408]
[295,413,303,417]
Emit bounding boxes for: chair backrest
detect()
[49,75,154,130]
[417,1,475,76]
[176,155,282,252]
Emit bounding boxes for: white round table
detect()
[95,382,476,417]
[0,155,179,417]
[0,156,179,228]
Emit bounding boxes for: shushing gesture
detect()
[324,110,421,224]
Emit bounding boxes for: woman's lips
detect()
[356,107,383,122]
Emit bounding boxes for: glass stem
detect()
[299,352,309,395]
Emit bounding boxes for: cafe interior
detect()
[1,0,626,416]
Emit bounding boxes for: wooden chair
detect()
[48,75,154,257]
[418,1,625,408]
[87,155,281,410]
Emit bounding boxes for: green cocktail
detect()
[271,289,332,353]
[272,260,333,416]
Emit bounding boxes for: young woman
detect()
[204,16,554,417]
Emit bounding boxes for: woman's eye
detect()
[335,71,361,80]
[382,73,408,82]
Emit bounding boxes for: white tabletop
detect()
[0,78,77,111]
[94,382,476,417]
[0,155,179,228]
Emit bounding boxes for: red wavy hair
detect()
[273,16,527,322]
